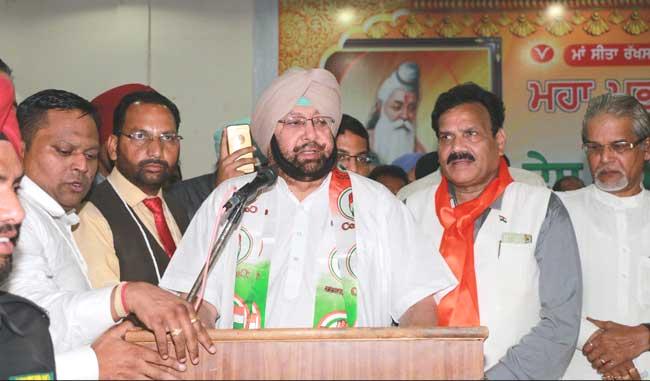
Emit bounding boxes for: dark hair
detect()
[431,82,505,137]
[552,176,586,192]
[415,151,439,179]
[0,58,12,76]
[17,89,100,150]
[113,91,181,136]
[336,114,369,150]
[369,165,409,184]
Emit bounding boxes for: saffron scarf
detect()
[435,158,513,326]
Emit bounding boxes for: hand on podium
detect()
[122,282,217,364]
[93,320,186,380]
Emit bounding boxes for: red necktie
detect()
[142,197,177,258]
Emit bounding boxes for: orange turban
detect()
[251,68,341,154]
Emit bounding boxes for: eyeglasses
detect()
[120,131,183,145]
[337,152,373,165]
[582,137,647,156]
[278,116,336,129]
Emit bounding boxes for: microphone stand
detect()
[186,200,246,303]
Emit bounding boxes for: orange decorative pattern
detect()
[279,1,650,72]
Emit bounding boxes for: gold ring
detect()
[170,328,183,337]
[190,317,199,324]
[627,368,636,374]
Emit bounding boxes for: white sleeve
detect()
[633,352,650,380]
[159,186,224,309]
[5,218,114,352]
[387,198,457,321]
[55,345,99,380]
[576,317,599,349]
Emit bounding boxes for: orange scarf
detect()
[435,158,513,326]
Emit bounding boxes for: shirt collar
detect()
[20,176,79,226]
[107,168,163,207]
[590,184,647,210]
[275,172,332,209]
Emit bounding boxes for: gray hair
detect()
[582,93,650,143]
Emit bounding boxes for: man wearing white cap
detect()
[160,68,456,329]
[368,62,425,164]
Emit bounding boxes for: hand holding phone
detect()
[215,126,257,187]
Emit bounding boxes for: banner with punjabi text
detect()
[279,0,650,187]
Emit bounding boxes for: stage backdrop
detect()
[279,0,650,187]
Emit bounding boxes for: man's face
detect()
[437,102,505,190]
[585,113,649,196]
[0,141,25,283]
[109,103,180,195]
[336,131,371,176]
[23,110,99,211]
[383,89,418,123]
[273,105,335,179]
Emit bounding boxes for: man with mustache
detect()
[159,68,456,330]
[560,94,650,380]
[75,91,189,288]
[403,83,582,379]
[3,89,214,378]
[0,63,56,378]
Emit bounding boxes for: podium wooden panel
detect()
[126,327,488,380]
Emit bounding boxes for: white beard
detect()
[371,110,416,164]
[594,167,630,193]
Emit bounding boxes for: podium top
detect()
[126,326,488,343]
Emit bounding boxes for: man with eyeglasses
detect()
[159,68,456,331]
[3,89,214,378]
[335,114,374,176]
[560,94,650,380]
[74,91,190,288]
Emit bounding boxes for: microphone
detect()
[224,166,277,211]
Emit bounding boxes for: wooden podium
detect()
[126,327,488,380]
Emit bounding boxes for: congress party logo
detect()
[317,311,349,328]
[337,188,354,221]
[328,246,358,281]
[236,227,253,264]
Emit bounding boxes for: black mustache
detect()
[447,151,476,164]
[138,159,169,169]
[293,142,326,153]
[0,224,18,235]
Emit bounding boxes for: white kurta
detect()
[1,177,114,380]
[160,171,457,328]
[560,185,650,380]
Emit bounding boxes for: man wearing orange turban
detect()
[160,68,456,330]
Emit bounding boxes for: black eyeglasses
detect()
[582,137,647,156]
[120,131,183,145]
[337,152,373,165]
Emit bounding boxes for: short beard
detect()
[116,157,172,193]
[270,136,337,182]
[594,167,629,193]
[0,256,11,285]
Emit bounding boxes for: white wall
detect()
[0,0,261,178]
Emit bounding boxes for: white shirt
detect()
[397,167,548,201]
[160,172,457,328]
[560,185,650,380]
[1,177,114,380]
